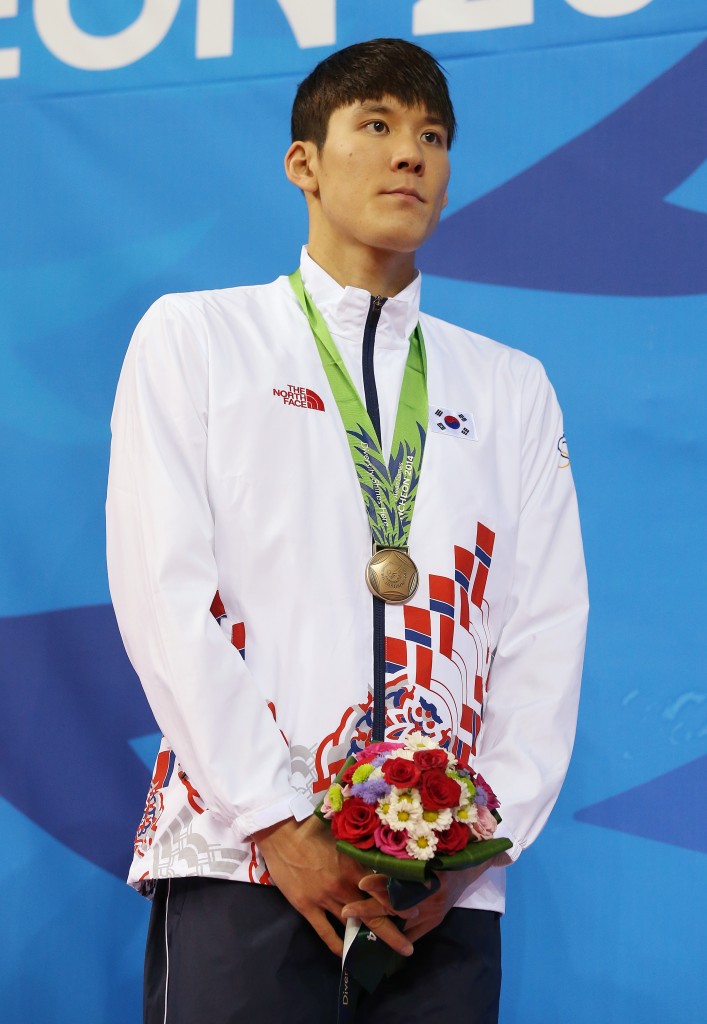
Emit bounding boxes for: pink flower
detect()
[470,805,498,841]
[374,823,411,859]
[357,741,405,760]
[320,792,336,820]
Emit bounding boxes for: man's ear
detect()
[284,140,319,195]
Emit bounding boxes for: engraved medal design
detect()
[365,548,419,604]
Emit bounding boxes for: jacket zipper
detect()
[362,294,387,742]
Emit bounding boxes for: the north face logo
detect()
[273,385,325,411]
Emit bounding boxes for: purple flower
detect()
[474,774,500,811]
[350,775,392,805]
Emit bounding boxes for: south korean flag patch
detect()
[430,406,478,440]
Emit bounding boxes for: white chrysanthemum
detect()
[453,803,479,826]
[406,830,439,861]
[421,807,453,832]
[390,788,422,811]
[403,732,438,751]
[404,815,435,840]
[392,748,415,761]
[375,796,395,825]
[385,790,423,832]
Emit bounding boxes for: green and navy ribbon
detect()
[289,269,428,549]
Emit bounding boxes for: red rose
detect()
[339,764,357,785]
[331,798,377,848]
[419,769,461,810]
[413,748,449,771]
[436,820,471,854]
[381,756,421,789]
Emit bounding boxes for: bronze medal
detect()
[365,547,419,604]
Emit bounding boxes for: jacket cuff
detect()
[232,792,314,841]
[494,826,524,863]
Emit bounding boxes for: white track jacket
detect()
[106,248,588,912]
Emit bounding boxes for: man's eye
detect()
[366,121,388,134]
[422,130,442,145]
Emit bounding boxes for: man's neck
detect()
[306,240,417,298]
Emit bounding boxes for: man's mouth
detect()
[385,188,424,202]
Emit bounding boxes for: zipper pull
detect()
[372,295,384,310]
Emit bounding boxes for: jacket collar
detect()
[299,247,421,351]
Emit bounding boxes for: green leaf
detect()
[434,837,512,871]
[335,836,512,880]
[335,841,432,883]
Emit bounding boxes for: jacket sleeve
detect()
[106,295,313,841]
[473,359,589,862]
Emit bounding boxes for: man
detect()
[107,37,588,1024]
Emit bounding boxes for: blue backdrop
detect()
[1,3,705,1021]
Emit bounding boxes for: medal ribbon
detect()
[289,269,427,549]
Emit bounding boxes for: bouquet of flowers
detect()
[317,733,512,1019]
[318,732,511,885]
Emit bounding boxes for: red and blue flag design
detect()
[403,605,433,689]
[429,574,455,658]
[472,523,495,609]
[385,636,407,675]
[231,621,246,660]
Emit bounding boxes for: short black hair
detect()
[291,38,456,150]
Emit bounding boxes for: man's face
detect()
[308,96,451,259]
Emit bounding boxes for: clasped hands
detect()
[254,814,476,958]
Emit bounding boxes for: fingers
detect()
[306,907,344,958]
[343,894,419,922]
[357,873,389,895]
[355,873,398,915]
[402,922,426,944]
[343,896,420,922]
[367,916,415,957]
[253,822,419,957]
[341,903,415,957]
[354,881,395,916]
[393,895,447,944]
[404,914,444,944]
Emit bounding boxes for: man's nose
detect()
[391,135,424,174]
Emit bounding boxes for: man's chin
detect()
[363,226,435,257]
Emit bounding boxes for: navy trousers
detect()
[144,877,501,1024]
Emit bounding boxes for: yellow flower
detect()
[352,763,375,784]
[327,784,344,812]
